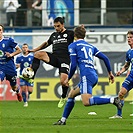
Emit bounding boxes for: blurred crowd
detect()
[2,0,42,27]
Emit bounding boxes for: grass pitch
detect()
[0,101,133,133]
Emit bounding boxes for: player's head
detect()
[0,24,4,38]
[127,30,133,46]
[74,25,86,40]
[54,17,65,32]
[22,43,29,55]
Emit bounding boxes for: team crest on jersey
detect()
[0,50,4,57]
[2,43,5,48]
[69,48,73,53]
[24,62,29,67]
[63,34,67,38]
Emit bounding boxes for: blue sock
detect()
[22,91,27,102]
[117,100,124,116]
[62,98,75,119]
[89,97,110,105]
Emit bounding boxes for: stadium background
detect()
[0,0,133,101]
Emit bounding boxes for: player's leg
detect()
[27,85,33,101]
[109,76,132,119]
[109,87,127,119]
[80,75,121,108]
[7,74,22,102]
[21,85,28,107]
[54,86,80,125]
[31,51,50,79]
[58,72,69,108]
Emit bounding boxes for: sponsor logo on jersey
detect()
[0,50,4,57]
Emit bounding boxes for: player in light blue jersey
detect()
[53,25,122,125]
[16,43,34,107]
[110,30,133,118]
[0,24,22,101]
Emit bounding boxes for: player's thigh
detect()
[21,85,27,91]
[34,51,50,62]
[46,52,61,68]
[28,86,33,93]
[68,87,80,98]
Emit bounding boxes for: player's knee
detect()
[34,52,41,58]
[118,91,124,99]
[82,100,90,106]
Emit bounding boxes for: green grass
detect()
[0,101,133,133]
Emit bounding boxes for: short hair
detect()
[127,30,133,35]
[0,24,4,31]
[54,17,65,24]
[74,25,86,39]
[23,43,28,46]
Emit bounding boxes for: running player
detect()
[53,25,122,125]
[16,43,34,107]
[0,24,22,101]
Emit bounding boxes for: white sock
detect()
[61,117,66,122]
[110,97,114,103]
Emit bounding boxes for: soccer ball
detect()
[22,67,34,78]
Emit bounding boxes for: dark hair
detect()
[23,43,28,46]
[74,25,86,39]
[54,17,65,24]
[0,24,4,31]
[127,30,133,35]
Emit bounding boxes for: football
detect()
[22,67,34,78]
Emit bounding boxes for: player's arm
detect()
[28,42,49,53]
[16,63,20,69]
[96,52,114,83]
[5,45,21,57]
[68,55,77,80]
[116,61,130,76]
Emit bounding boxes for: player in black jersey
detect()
[26,17,74,108]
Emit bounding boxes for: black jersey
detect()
[47,30,74,58]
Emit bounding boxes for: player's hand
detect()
[5,52,12,57]
[64,78,69,86]
[108,73,115,84]
[116,71,121,76]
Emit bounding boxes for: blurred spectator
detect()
[32,0,42,26]
[3,0,21,26]
[16,0,28,26]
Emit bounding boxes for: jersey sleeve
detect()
[9,37,19,48]
[68,43,77,80]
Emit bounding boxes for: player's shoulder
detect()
[65,29,74,34]
[3,36,10,40]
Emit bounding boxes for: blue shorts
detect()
[20,78,33,87]
[0,70,17,86]
[122,74,133,92]
[79,74,98,94]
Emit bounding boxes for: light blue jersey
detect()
[68,39,111,94]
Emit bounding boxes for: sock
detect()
[62,98,75,120]
[28,91,32,100]
[61,86,69,98]
[117,100,124,116]
[15,85,20,93]
[22,91,27,102]
[89,97,110,105]
[32,57,40,79]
